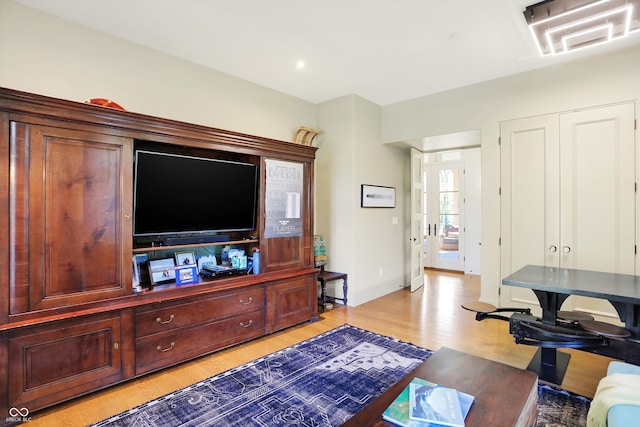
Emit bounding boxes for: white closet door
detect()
[500,103,635,318]
[500,114,559,313]
[559,103,636,319]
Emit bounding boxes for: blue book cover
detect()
[409,384,465,427]
[382,378,474,427]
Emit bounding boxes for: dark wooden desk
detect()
[342,348,538,427]
[502,265,640,383]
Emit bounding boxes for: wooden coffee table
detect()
[342,347,538,427]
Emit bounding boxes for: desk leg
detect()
[528,290,572,384]
[527,348,571,385]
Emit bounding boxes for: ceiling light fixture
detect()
[524,0,640,56]
[295,60,307,70]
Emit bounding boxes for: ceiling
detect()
[15,0,640,105]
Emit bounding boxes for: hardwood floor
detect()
[26,269,613,426]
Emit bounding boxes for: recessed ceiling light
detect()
[295,60,307,70]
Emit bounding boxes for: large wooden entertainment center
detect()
[0,87,318,418]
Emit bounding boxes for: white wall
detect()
[0,0,316,142]
[382,46,640,305]
[352,97,406,305]
[316,95,406,306]
[315,96,358,300]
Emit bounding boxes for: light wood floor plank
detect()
[24,269,613,426]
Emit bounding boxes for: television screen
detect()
[133,150,258,237]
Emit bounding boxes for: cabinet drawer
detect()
[135,285,264,338]
[8,313,122,410]
[135,310,265,374]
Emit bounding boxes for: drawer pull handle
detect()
[156,342,175,352]
[240,320,253,328]
[239,297,253,305]
[156,314,175,325]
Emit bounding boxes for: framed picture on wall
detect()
[361,184,395,208]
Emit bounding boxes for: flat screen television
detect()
[133,150,258,238]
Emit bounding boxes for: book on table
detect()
[382,377,474,427]
[409,383,464,427]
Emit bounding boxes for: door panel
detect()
[10,123,133,313]
[8,314,122,410]
[262,159,313,272]
[500,114,559,312]
[559,104,635,318]
[424,163,465,271]
[410,148,424,292]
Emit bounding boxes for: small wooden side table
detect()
[317,266,348,312]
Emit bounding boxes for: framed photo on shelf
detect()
[361,184,396,208]
[132,255,141,289]
[175,265,198,285]
[175,251,196,266]
[148,258,176,285]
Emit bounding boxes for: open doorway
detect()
[424,155,464,270]
[395,130,482,278]
[423,147,481,274]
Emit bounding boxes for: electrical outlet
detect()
[378,267,383,277]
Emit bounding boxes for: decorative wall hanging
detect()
[361,184,395,208]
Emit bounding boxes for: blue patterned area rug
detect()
[537,383,591,427]
[92,325,432,427]
[92,324,592,427]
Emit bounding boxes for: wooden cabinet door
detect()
[262,159,314,272]
[8,313,123,411]
[266,274,317,333]
[10,123,133,312]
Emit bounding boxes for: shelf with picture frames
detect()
[132,239,259,253]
